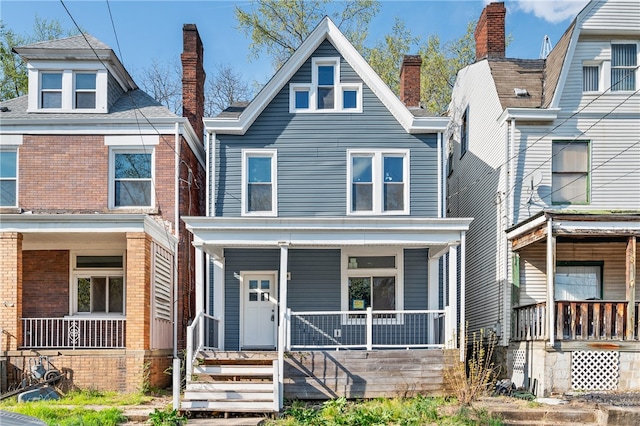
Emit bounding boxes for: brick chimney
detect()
[474,2,506,61]
[181,24,205,143]
[399,55,422,108]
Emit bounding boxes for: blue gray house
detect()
[182,17,471,413]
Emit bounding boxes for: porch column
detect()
[446,245,458,349]
[126,232,152,350]
[626,236,636,340]
[0,232,22,352]
[212,257,225,349]
[546,218,556,346]
[277,242,289,410]
[427,256,440,345]
[460,232,466,360]
[194,246,205,314]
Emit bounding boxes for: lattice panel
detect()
[571,351,619,391]
[511,349,526,388]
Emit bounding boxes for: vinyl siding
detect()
[213,40,438,218]
[447,61,509,337]
[580,0,640,34]
[518,241,629,305]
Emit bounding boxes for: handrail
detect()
[186,311,222,380]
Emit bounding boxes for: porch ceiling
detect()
[182,216,472,255]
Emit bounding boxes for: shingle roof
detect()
[0,90,177,120]
[14,34,111,51]
[542,20,575,108]
[487,59,545,109]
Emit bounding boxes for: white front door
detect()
[241,272,278,349]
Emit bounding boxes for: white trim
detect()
[204,17,448,135]
[241,149,278,217]
[239,270,278,349]
[108,146,156,210]
[105,135,160,146]
[498,107,560,124]
[0,134,23,146]
[0,147,19,208]
[346,149,410,215]
[69,250,126,316]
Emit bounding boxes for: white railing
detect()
[21,318,126,349]
[186,311,222,379]
[287,308,445,350]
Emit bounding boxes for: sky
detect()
[1,0,591,87]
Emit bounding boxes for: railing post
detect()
[286,308,292,350]
[186,321,194,381]
[366,307,373,351]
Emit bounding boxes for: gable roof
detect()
[13,33,137,92]
[204,17,448,135]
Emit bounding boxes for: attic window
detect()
[514,88,529,97]
[28,67,107,113]
[289,57,362,113]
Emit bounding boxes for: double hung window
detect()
[242,150,277,216]
[111,149,153,208]
[551,141,590,204]
[75,73,97,109]
[41,73,63,109]
[348,150,409,215]
[611,43,637,91]
[0,149,17,207]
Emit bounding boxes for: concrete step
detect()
[181,400,277,412]
[490,408,599,425]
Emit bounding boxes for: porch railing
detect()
[21,318,126,349]
[512,301,640,342]
[186,311,221,378]
[286,308,446,350]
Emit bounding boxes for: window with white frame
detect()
[0,149,18,207]
[348,150,409,215]
[110,149,153,208]
[611,43,637,91]
[342,249,403,321]
[289,57,362,113]
[552,140,590,204]
[242,149,277,216]
[583,63,600,92]
[460,107,468,157]
[41,72,63,109]
[72,254,125,315]
[74,72,97,109]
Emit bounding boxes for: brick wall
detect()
[181,24,205,143]
[126,233,152,351]
[22,250,69,318]
[0,233,22,351]
[474,2,506,61]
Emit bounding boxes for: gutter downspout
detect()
[547,217,555,347]
[503,118,516,345]
[172,123,181,410]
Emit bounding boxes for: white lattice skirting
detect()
[512,349,526,388]
[572,351,619,391]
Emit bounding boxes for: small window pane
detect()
[249,293,258,301]
[115,181,151,206]
[109,277,124,313]
[93,277,107,312]
[352,157,372,182]
[42,92,61,108]
[261,280,270,290]
[76,92,96,109]
[317,66,334,85]
[0,181,16,206]
[248,183,272,211]
[249,280,258,290]
[353,183,373,211]
[349,277,371,310]
[343,90,357,109]
[77,256,123,268]
[77,278,91,312]
[372,277,395,310]
[612,44,636,67]
[0,151,17,178]
[611,68,635,91]
[383,157,403,182]
[384,183,404,211]
[261,292,270,301]
[115,154,151,179]
[248,157,271,183]
[295,91,309,109]
[317,87,334,109]
[348,256,395,269]
[552,173,588,203]
[76,73,96,90]
[42,73,62,89]
[583,66,599,92]
[552,142,588,173]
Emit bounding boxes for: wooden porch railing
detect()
[21,317,126,349]
[512,301,640,342]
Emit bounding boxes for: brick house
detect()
[0,25,206,392]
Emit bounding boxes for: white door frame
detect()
[239,270,278,349]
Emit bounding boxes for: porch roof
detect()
[0,213,177,249]
[182,216,472,257]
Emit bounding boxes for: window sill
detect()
[109,207,159,214]
[0,207,22,214]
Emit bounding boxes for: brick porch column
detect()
[0,232,23,351]
[125,232,152,350]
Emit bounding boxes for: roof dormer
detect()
[13,34,136,114]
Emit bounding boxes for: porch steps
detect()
[490,407,600,425]
[181,351,278,415]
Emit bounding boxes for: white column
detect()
[428,256,440,345]
[546,218,555,346]
[447,245,458,349]
[195,246,204,314]
[213,257,225,349]
[277,243,289,410]
[459,232,466,361]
